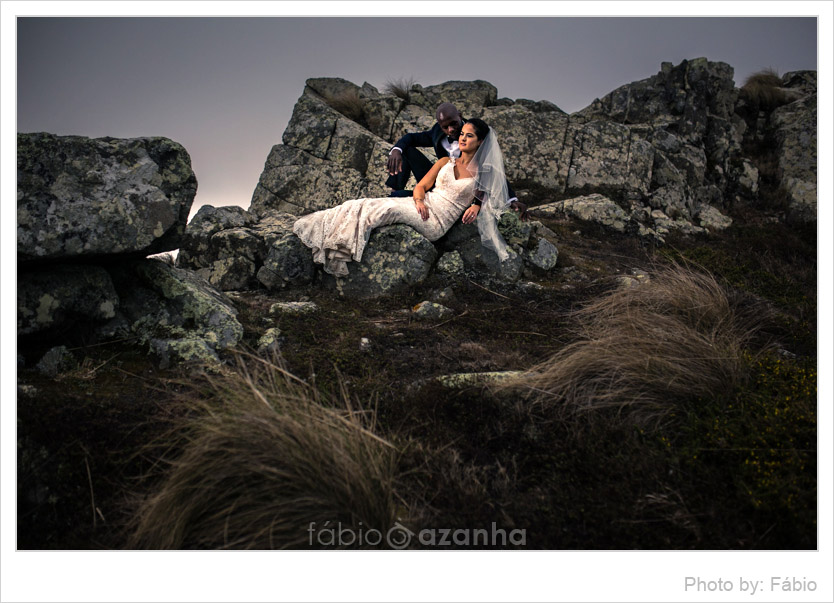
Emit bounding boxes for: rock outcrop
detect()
[245,58,814,254]
[767,76,817,224]
[17,133,243,369]
[18,59,816,368]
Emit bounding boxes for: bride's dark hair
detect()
[466,118,490,141]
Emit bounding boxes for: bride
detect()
[292,118,511,278]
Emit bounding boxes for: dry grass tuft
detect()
[501,265,764,427]
[741,68,790,112]
[322,89,366,123]
[384,77,416,102]
[127,352,400,549]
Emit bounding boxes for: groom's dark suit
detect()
[385,118,517,201]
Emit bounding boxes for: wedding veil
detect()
[469,127,511,261]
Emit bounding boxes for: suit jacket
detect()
[392,120,461,160]
[392,118,517,200]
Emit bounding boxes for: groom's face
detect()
[438,112,463,139]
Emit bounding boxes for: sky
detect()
[3,3,833,603]
[15,16,818,218]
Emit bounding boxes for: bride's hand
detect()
[415,199,429,221]
[462,204,480,224]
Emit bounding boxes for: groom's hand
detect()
[510,200,529,221]
[387,149,403,175]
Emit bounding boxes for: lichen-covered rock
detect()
[324,224,438,298]
[18,265,119,335]
[110,259,243,367]
[36,346,75,378]
[573,58,737,135]
[304,77,363,101]
[268,301,319,316]
[281,93,340,159]
[565,121,654,197]
[197,256,257,291]
[362,95,405,140]
[17,133,196,262]
[650,210,706,236]
[435,371,524,389]
[256,233,316,290]
[256,327,283,354]
[696,205,733,232]
[617,269,651,289]
[769,93,816,223]
[535,194,629,233]
[149,337,220,369]
[412,301,454,320]
[525,238,559,271]
[436,251,464,276]
[497,211,532,247]
[440,219,523,282]
[430,287,456,304]
[179,207,302,291]
[249,145,382,216]
[420,80,498,118]
[649,185,691,219]
[390,105,435,149]
[325,117,383,175]
[481,105,572,191]
[176,204,257,269]
[734,158,760,197]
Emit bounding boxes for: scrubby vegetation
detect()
[384,77,416,102]
[17,206,816,550]
[127,353,398,549]
[740,68,792,113]
[321,89,367,124]
[502,265,764,426]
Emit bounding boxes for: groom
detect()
[386,103,528,219]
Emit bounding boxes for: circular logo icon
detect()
[386,522,414,550]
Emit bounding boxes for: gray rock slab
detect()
[18,133,196,262]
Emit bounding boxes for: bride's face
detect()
[458,123,482,153]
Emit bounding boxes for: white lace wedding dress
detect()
[293,158,477,277]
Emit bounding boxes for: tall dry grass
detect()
[384,77,415,102]
[322,89,366,123]
[127,353,400,549]
[502,265,765,427]
[740,68,790,113]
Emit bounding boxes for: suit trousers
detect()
[385,146,436,196]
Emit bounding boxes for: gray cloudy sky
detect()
[17,17,817,216]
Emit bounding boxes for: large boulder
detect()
[321,224,438,298]
[438,211,534,283]
[17,133,196,262]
